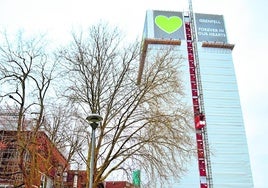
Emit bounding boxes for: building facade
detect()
[0,130,135,188]
[0,130,69,188]
[138,10,254,187]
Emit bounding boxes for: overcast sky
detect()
[1,0,267,187]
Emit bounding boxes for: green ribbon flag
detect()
[132,170,141,187]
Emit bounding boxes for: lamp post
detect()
[86,114,103,188]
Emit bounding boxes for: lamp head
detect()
[86,114,103,129]
[86,114,103,123]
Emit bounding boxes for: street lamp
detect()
[86,114,103,188]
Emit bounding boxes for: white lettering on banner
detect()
[195,14,227,42]
[199,19,221,24]
[198,31,208,36]
[199,28,218,32]
[198,27,226,37]
[209,32,226,37]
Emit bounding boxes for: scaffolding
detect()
[0,109,20,131]
[0,131,23,185]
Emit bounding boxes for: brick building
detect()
[104,181,135,188]
[64,170,87,188]
[0,130,69,187]
[0,108,136,188]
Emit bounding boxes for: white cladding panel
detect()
[149,41,254,187]
[197,45,254,187]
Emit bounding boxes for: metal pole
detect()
[86,114,102,188]
[89,126,96,188]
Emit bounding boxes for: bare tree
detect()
[42,105,86,169]
[0,31,62,187]
[58,23,195,187]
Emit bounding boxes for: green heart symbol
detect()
[155,15,183,34]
